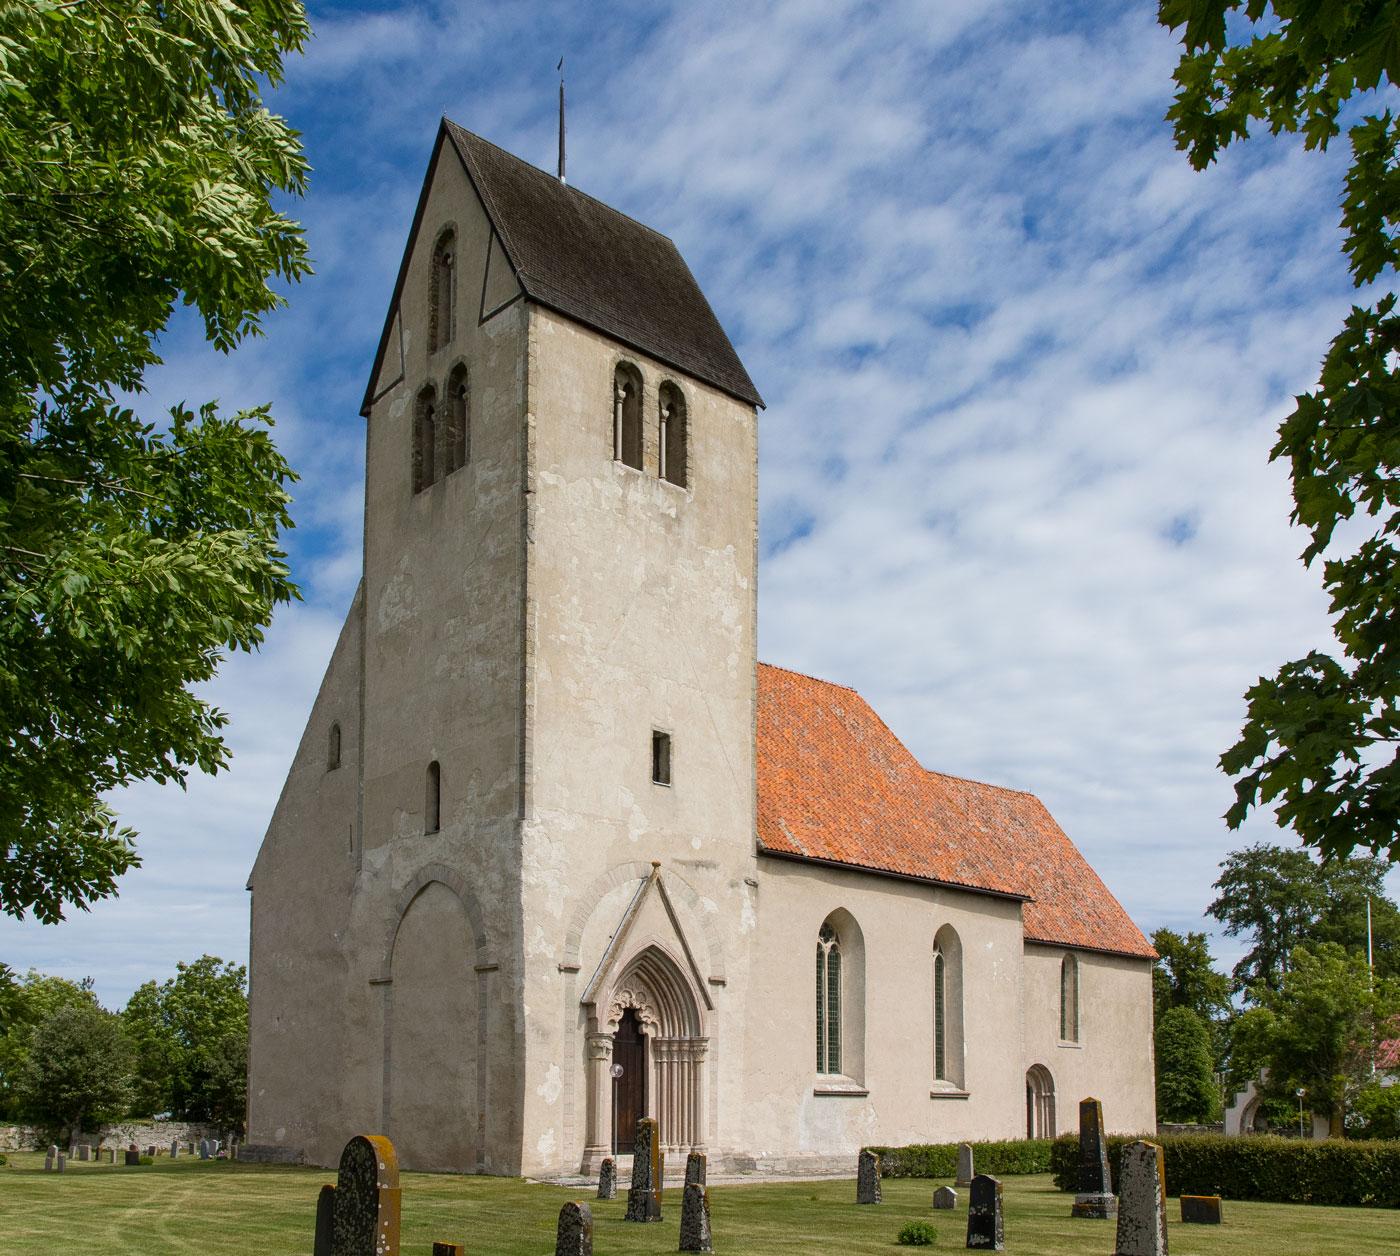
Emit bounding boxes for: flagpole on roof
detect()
[557,57,566,185]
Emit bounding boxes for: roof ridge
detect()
[757,660,858,692]
[444,120,679,247]
[924,765,1039,800]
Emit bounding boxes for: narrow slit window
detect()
[431,230,456,351]
[933,946,946,1081]
[444,367,469,475]
[425,760,441,834]
[1060,954,1079,1043]
[651,730,671,786]
[327,722,341,771]
[414,387,437,492]
[816,923,842,1074]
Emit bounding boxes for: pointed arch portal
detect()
[584,943,708,1165]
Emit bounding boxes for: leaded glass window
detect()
[816,923,841,1074]
[933,946,946,1081]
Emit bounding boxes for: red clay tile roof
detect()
[756,662,1156,960]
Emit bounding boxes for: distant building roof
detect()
[756,662,1156,959]
[362,121,762,415]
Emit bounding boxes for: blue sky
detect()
[5,0,1397,1006]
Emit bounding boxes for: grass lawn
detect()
[1,1151,1396,1255]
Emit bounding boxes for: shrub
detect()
[1049,1132,1400,1207]
[867,1139,1052,1177]
[1155,1007,1219,1122]
[897,1221,937,1246]
[138,1155,153,1166]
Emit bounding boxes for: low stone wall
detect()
[0,1120,235,1152]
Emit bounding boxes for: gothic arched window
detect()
[816,922,842,1074]
[933,944,946,1081]
[430,230,456,352]
[1060,953,1079,1043]
[932,924,964,1086]
[414,386,437,493]
[659,381,687,486]
[445,364,469,476]
[614,364,642,470]
[425,760,441,834]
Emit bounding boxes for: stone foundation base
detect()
[1071,1192,1117,1219]
[236,1144,305,1165]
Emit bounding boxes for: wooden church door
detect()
[612,1008,647,1152]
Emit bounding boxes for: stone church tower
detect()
[246,121,1157,1176]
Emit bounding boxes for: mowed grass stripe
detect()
[0,1152,1396,1255]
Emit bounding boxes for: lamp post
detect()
[610,1062,624,1155]
[1297,1088,1306,1140]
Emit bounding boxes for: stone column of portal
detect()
[583,1032,614,1170]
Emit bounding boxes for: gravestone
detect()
[624,1118,662,1222]
[933,1186,957,1209]
[679,1183,713,1253]
[1180,1195,1223,1225]
[321,1134,402,1256]
[955,1143,974,1188]
[856,1148,881,1204]
[47,1143,57,1160]
[555,1200,593,1256]
[685,1150,707,1188]
[146,1145,157,1158]
[106,1148,115,1164]
[171,1141,179,1158]
[597,1157,616,1200]
[77,1144,90,1161]
[1113,1141,1167,1256]
[965,1174,1003,1251]
[55,1153,66,1173]
[199,1139,211,1159]
[314,1184,336,1256]
[1070,1097,1117,1219]
[43,1151,54,1172]
[432,1245,465,1256]
[125,1146,140,1166]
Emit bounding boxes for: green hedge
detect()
[866,1139,1053,1178]
[1050,1133,1400,1207]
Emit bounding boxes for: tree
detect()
[0,1,311,923]
[1229,942,1400,1136]
[122,955,247,1131]
[1151,927,1232,1024]
[1160,2,1400,864]
[15,1001,134,1138]
[1208,843,1400,991]
[1155,1005,1220,1123]
[0,969,98,1118]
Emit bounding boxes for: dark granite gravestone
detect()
[199,1140,210,1160]
[106,1148,115,1163]
[1113,1140,1167,1256]
[624,1118,662,1222]
[955,1143,974,1188]
[679,1183,713,1253]
[965,1174,1004,1251]
[933,1186,957,1209]
[597,1157,616,1200]
[685,1151,707,1187]
[327,1134,402,1256]
[431,1245,465,1256]
[146,1145,157,1158]
[555,1200,593,1256]
[125,1147,140,1166]
[314,1183,337,1256]
[171,1141,179,1158]
[1070,1097,1117,1219]
[55,1153,66,1173]
[857,1148,882,1204]
[43,1151,54,1172]
[77,1144,89,1161]
[1180,1194,1223,1225]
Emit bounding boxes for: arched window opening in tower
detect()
[413,387,438,493]
[614,364,642,470]
[445,365,469,475]
[431,230,456,351]
[659,382,687,487]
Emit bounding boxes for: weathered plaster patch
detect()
[377,558,418,631]
[537,1064,563,1105]
[388,395,408,420]
[537,1128,556,1158]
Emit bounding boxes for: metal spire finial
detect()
[557,57,566,185]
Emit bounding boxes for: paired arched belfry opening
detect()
[614,364,643,470]
[584,944,708,1161]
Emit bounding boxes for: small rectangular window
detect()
[652,730,671,786]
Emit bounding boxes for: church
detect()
[244,121,1157,1176]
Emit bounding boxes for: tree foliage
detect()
[0,969,97,1118]
[122,954,247,1131]
[1161,1,1400,862]
[1155,1005,1221,1123]
[15,1000,134,1136]
[1229,942,1400,1135]
[0,0,311,923]
[1208,842,1400,991]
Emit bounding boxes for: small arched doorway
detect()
[612,1008,647,1153]
[1026,1064,1056,1139]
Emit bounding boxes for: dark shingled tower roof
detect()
[362,120,762,414]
